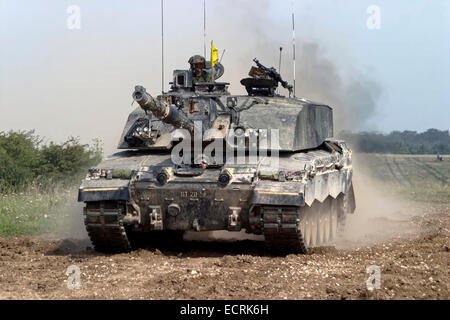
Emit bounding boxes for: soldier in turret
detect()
[188,55,212,83]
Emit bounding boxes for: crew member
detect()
[188,55,212,83]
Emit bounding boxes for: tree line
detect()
[338,128,450,154]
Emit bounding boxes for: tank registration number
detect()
[180,191,198,198]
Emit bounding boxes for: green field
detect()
[354,153,450,204]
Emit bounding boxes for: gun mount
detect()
[240,58,293,96]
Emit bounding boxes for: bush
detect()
[0,130,102,192]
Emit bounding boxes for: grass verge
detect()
[0,187,77,236]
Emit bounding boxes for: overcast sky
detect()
[0,0,448,153]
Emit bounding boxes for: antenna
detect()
[161,0,165,93]
[278,46,282,74]
[219,49,226,63]
[292,0,296,98]
[203,0,206,58]
[277,47,283,95]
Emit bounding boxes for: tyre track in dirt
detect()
[382,155,407,186]
[410,158,448,185]
[392,157,413,186]
[414,158,449,181]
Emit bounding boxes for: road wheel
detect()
[299,211,307,244]
[337,194,346,233]
[322,198,331,244]
[317,202,325,245]
[330,198,339,242]
[302,205,313,247]
[309,207,318,247]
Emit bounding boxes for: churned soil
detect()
[0,203,448,300]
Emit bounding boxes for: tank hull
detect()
[78,140,355,253]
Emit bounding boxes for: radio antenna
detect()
[278,47,283,74]
[277,47,283,95]
[291,0,296,98]
[203,0,206,58]
[161,0,165,93]
[219,49,226,63]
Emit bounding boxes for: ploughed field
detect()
[0,153,448,299]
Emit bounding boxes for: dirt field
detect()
[0,154,448,300]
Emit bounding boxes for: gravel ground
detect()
[0,202,448,300]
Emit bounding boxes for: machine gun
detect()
[252,58,293,94]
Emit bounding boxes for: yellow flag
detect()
[211,41,219,67]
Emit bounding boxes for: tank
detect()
[78,57,356,254]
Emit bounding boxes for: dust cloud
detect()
[208,0,383,132]
[337,157,421,248]
[57,199,88,239]
[295,43,383,132]
[46,192,89,241]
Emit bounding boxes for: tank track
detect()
[84,196,346,254]
[263,196,345,254]
[83,201,132,253]
[262,206,308,254]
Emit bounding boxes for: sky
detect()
[0,0,448,154]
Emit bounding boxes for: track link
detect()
[84,201,132,253]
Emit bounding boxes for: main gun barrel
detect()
[132,85,194,133]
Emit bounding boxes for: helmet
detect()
[188,55,206,69]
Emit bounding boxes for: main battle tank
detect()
[78,57,356,254]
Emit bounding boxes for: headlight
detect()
[218,168,234,186]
